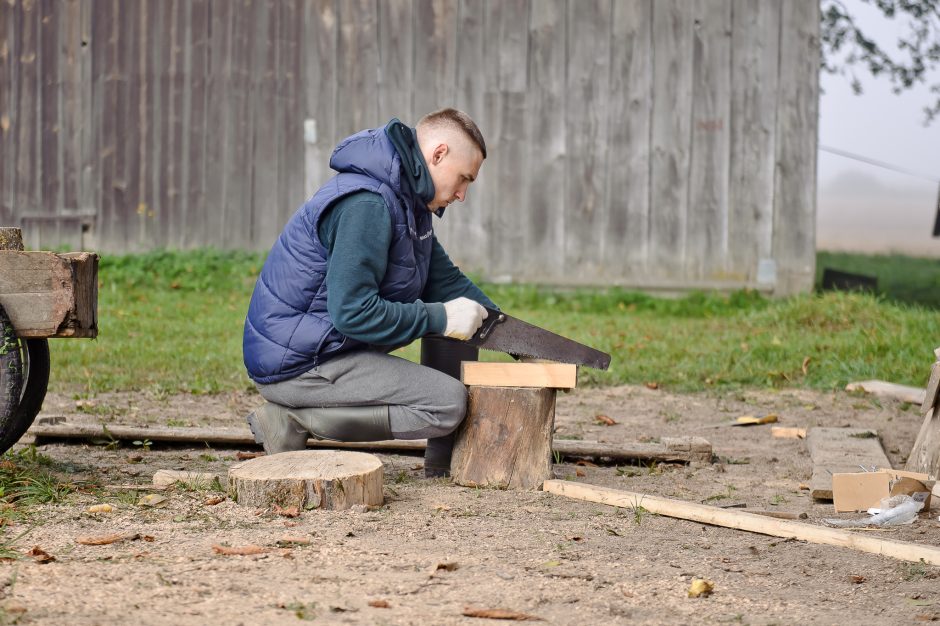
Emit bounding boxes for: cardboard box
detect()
[831,468,934,513]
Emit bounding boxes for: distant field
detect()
[45,249,940,395]
[816,251,940,309]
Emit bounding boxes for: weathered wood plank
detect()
[16,0,39,218]
[278,0,305,235]
[649,0,693,281]
[60,0,84,217]
[728,0,780,286]
[564,0,610,276]
[686,0,731,280]
[772,0,819,295]
[250,0,279,249]
[806,427,891,501]
[0,251,98,338]
[94,0,122,251]
[303,0,339,199]
[845,380,927,406]
[183,0,209,249]
[0,0,18,224]
[335,0,379,137]
[605,0,653,277]
[412,0,458,117]
[460,362,577,389]
[377,0,413,122]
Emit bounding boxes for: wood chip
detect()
[644,382,659,390]
[212,544,268,556]
[276,536,311,547]
[594,414,617,426]
[76,533,141,546]
[462,607,542,621]
[204,496,225,506]
[368,600,391,608]
[273,504,300,518]
[236,451,265,460]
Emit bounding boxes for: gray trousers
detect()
[256,349,468,440]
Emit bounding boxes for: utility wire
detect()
[819,144,940,183]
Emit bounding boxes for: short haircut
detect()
[417,108,487,159]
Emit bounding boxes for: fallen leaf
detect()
[126,455,143,464]
[575,469,586,477]
[212,544,268,556]
[137,494,168,508]
[798,483,810,491]
[801,356,811,375]
[26,546,55,564]
[368,600,391,609]
[645,381,659,390]
[236,451,264,461]
[273,504,300,518]
[76,533,141,546]
[574,460,598,467]
[688,578,714,598]
[0,461,16,471]
[849,575,866,584]
[462,606,542,621]
[87,504,114,514]
[595,414,617,426]
[434,504,452,512]
[204,496,225,506]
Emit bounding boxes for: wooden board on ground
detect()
[543,480,940,566]
[0,251,98,338]
[228,450,383,511]
[460,362,577,389]
[772,427,806,439]
[845,380,926,406]
[451,386,555,490]
[27,421,712,464]
[806,427,891,500]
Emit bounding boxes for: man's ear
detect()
[431,143,448,166]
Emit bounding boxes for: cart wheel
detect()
[0,304,50,455]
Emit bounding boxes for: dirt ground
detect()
[0,384,938,625]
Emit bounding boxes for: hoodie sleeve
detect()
[318,191,447,345]
[421,236,498,310]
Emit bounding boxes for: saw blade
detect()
[462,307,611,370]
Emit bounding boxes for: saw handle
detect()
[475,309,506,341]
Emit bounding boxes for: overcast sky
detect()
[817,0,940,256]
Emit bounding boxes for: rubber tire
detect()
[0,304,50,455]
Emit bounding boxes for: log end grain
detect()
[228,450,384,511]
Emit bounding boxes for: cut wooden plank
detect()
[845,380,927,406]
[831,472,891,513]
[228,450,383,510]
[544,480,940,566]
[806,427,891,501]
[460,362,577,389]
[27,422,711,463]
[771,427,806,439]
[451,386,556,490]
[0,251,98,338]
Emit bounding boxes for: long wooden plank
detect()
[544,480,940,566]
[302,0,339,199]
[845,380,927,406]
[26,422,710,463]
[461,363,577,389]
[0,251,98,338]
[806,427,891,500]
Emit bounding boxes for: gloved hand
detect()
[442,297,488,340]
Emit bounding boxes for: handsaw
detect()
[458,306,611,370]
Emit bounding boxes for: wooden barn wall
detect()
[0,0,819,294]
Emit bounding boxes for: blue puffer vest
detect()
[243,124,435,384]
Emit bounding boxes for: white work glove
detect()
[442,297,488,340]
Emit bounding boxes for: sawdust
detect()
[1,385,936,624]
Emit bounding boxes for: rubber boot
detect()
[424,431,456,478]
[288,405,392,442]
[245,403,309,455]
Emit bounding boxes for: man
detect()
[242,108,496,477]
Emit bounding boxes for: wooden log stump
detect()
[451,386,556,490]
[228,450,383,510]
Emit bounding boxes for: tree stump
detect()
[451,386,556,490]
[906,348,940,477]
[228,450,383,510]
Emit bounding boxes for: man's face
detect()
[425,142,484,211]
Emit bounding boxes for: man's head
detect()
[416,108,486,211]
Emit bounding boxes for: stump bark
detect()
[228,450,383,510]
[906,349,940,477]
[451,386,555,490]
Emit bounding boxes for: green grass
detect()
[46,249,940,395]
[817,251,940,310]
